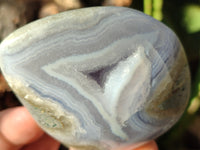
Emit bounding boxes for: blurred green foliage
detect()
[183,4,200,34]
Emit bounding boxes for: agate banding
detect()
[0,7,190,150]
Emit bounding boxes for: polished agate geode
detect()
[0,7,190,150]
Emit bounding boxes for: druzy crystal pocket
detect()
[0,7,190,150]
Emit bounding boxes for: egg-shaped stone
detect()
[0,6,190,150]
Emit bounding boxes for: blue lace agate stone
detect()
[0,7,190,150]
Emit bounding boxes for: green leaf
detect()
[183,4,200,33]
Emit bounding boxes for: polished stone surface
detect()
[0,7,190,150]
